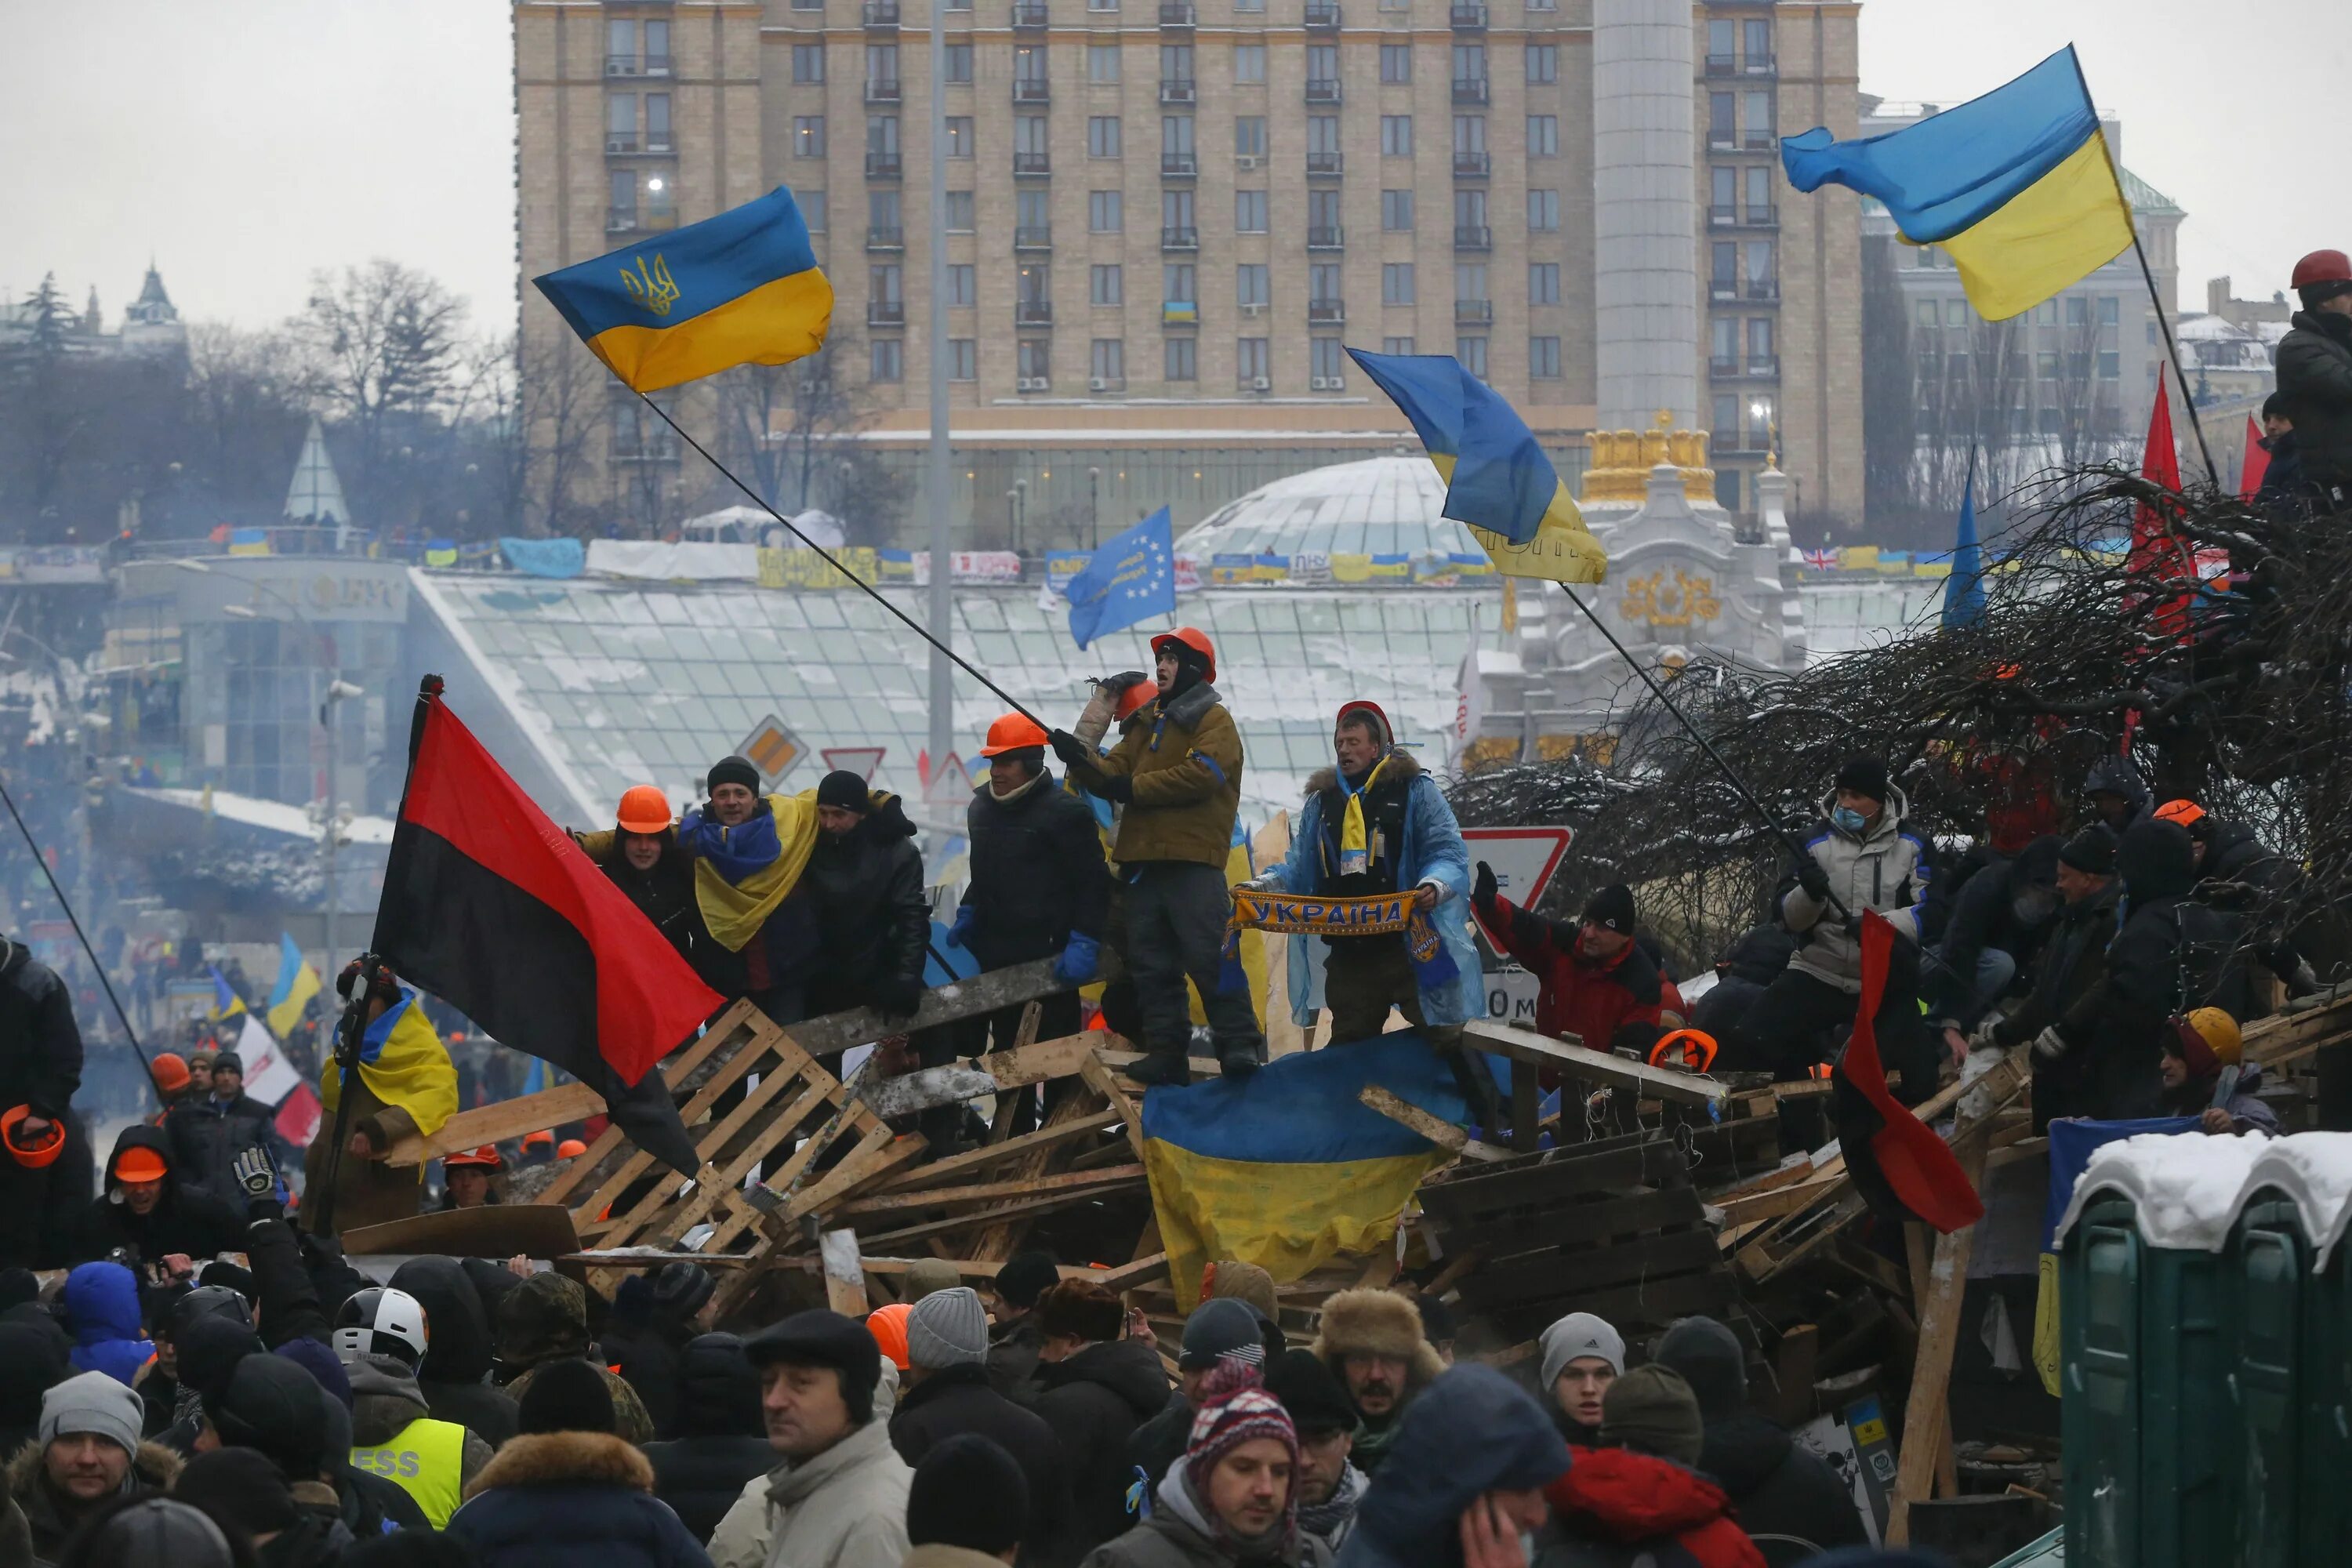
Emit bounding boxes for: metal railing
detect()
[868,301,907,325]
[1704,52,1736,76]
[1015,226,1054,249]
[1453,150,1490,176]
[1015,301,1055,325]
[1306,151,1343,176]
[1012,0,1049,24]
[867,226,906,249]
[1453,224,1490,250]
[1307,224,1345,249]
[1308,300,1345,325]
[1745,277,1780,300]
[866,78,902,102]
[1450,2,1486,27]
[1161,226,1199,249]
[863,0,901,23]
[605,132,641,154]
[1161,151,1198,176]
[1160,78,1196,103]
[1013,78,1051,102]
[643,54,673,76]
[866,151,903,176]
[1013,151,1051,174]
[1305,0,1341,24]
[1451,77,1488,104]
[1305,78,1342,104]
[1160,2,1196,22]
[1454,298,1492,322]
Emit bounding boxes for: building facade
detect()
[515,0,1861,536]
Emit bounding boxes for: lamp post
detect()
[1088,467,1102,549]
[1748,397,1778,468]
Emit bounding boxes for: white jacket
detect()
[705,1417,912,1568]
[1779,786,1930,993]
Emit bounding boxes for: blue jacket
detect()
[445,1430,712,1568]
[1264,750,1483,1029]
[1336,1366,1570,1568]
[64,1262,154,1387]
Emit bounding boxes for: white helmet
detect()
[332,1287,429,1370]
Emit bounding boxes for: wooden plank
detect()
[762,1131,931,1236]
[1464,1020,1733,1111]
[820,1229,868,1316]
[1359,1086,1509,1162]
[882,1109,1123,1192]
[1080,1054,1151,1167]
[862,1185,1131,1252]
[835,1163,1145,1218]
[1092,1252,1172,1292]
[595,1081,834,1247]
[1454,1228,1725,1308]
[1714,1180,1842,1229]
[1470,1268,1738,1334]
[1888,1109,1994,1543]
[1509,1062,1540,1152]
[1448,1185,1706,1260]
[971,1083,1110,1261]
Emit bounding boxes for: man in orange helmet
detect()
[2277,249,2352,505]
[569,786,711,978]
[440,1145,503,1210]
[1050,628,1260,1083]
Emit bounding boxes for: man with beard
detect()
[1265,1348,1367,1553]
[1308,1290,1443,1474]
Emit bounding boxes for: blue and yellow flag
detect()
[266,933,321,1038]
[1141,1033,1465,1310]
[533,186,833,394]
[320,987,460,1174]
[207,964,245,1020]
[1782,47,2133,321]
[1346,348,1606,584]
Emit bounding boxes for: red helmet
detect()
[445,1145,504,1171]
[1150,626,1217,684]
[978,713,1051,758]
[2291,249,2352,290]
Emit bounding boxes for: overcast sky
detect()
[2,0,2342,335]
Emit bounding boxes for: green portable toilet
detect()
[2227,1194,2305,1568]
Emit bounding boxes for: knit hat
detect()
[816,771,873,812]
[651,1261,715,1324]
[906,1287,990,1370]
[40,1370,142,1457]
[706,756,761,796]
[904,1258,963,1302]
[273,1338,354,1411]
[1036,1279,1124,1347]
[2059,822,2118,875]
[176,1316,265,1406]
[209,1051,243,1078]
[1262,1348,1356,1438]
[1599,1363,1705,1465]
[996,1251,1061,1312]
[64,1499,235,1568]
[1183,1363,1300,1511]
[206,1354,330,1479]
[1179,1296,1269,1373]
[1539,1312,1625,1390]
[866,1302,913,1370]
[1581,884,1637,935]
[175,1445,299,1539]
[1204,1260,1278,1323]
[1834,756,1890,804]
[2169,1007,2245,1076]
[908,1432,1031,1554]
[517,1357,616,1436]
[743,1309,883,1426]
[1652,1316,1747,1421]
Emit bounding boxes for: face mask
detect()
[2013,889,2056,925]
[1832,805,1869,833]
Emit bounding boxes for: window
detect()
[1016,115,1049,155]
[1710,92,1734,141]
[1089,116,1122,157]
[1744,239,1772,288]
[1529,263,1559,305]
[1092,339,1125,382]
[869,115,901,156]
[1383,336,1415,354]
[1161,43,1194,82]
[1711,165,1736,216]
[1746,396,1773,452]
[1092,264,1123,304]
[1308,116,1340,154]
[1238,338,1270,383]
[1713,394,1737,443]
[1452,42,1486,81]
[1526,114,1558,156]
[1235,44,1266,83]
[1089,43,1121,82]
[1163,115,1195,155]
[1018,263,1051,304]
[1091,0,1119,12]
[871,339,904,381]
[609,17,636,59]
[1165,337,1197,380]
[2099,350,2120,379]
[2066,295,2089,325]
[1308,188,1341,230]
[1456,336,1487,377]
[1017,188,1051,233]
[1236,117,1267,157]
[1526,0,1554,10]
[794,116,826,157]
[1712,317,1739,362]
[1020,340,1051,380]
[793,0,820,11]
[644,17,670,63]
[1014,44,1047,86]
[872,263,904,303]
[1307,44,1339,84]
[1454,187,1487,230]
[1744,165,1771,214]
[1455,260,1486,302]
[869,188,902,231]
[1742,90,1772,137]
[946,264,976,306]
[1236,263,1269,307]
[1711,241,1737,287]
[1526,43,1555,83]
[1383,263,1415,305]
[869,43,899,87]
[1744,19,1770,63]
[1161,187,1195,229]
[946,118,974,156]
[1308,263,1341,303]
[1382,190,1414,230]
[1236,0,1265,12]
[1530,336,1560,377]
[2098,296,2120,325]
[1381,44,1413,83]
[946,191,975,230]
[1090,191,1123,231]
[948,339,977,379]
[645,93,670,141]
[1748,317,1773,361]
[1236,190,1269,231]
[801,190,827,229]
[1312,338,1345,383]
[1454,114,1486,154]
[1526,188,1558,230]
[946,42,974,82]
[1164,263,1196,304]
[793,45,826,82]
[1381,115,1414,155]
[609,166,636,217]
[608,94,637,136]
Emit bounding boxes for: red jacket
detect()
[1475,894,1663,1049]
[1542,1447,1767,1568]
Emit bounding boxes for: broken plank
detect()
[1079,1053,1151,1167]
[882,1109,1124,1192]
[834,1163,1146,1218]
[820,1229,868,1316]
[1463,1020,1731,1111]
[1359,1086,1508,1162]
[1889,1131,1991,1542]
[861,1185,1132,1253]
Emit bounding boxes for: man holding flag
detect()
[303,960,460,1234]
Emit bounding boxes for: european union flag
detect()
[533,186,833,394]
[1063,507,1177,650]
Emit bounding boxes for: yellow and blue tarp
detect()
[1142,1033,1465,1311]
[533,185,833,394]
[1782,46,2133,321]
[266,933,321,1038]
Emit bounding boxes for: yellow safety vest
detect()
[350,1415,469,1528]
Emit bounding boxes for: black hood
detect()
[676,1332,764,1438]
[2082,756,2151,817]
[105,1122,177,1188]
[0,938,27,985]
[2118,819,2197,903]
[1653,1316,1745,1421]
[390,1255,495,1384]
[1039,1336,1170,1421]
[1697,1411,1797,1497]
[1719,925,1795,985]
[0,1323,65,1432]
[2009,834,2063,891]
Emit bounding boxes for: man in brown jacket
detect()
[1054,627,1261,1085]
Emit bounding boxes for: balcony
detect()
[1163,301,1198,324]
[1305,0,1341,27]
[605,53,642,76]
[867,225,906,250]
[1160,2,1196,23]
[1305,78,1342,105]
[1745,277,1780,302]
[1744,53,1777,76]
[605,131,641,154]
[866,151,902,177]
[1161,151,1198,177]
[862,0,900,24]
[1449,2,1486,27]
[1013,151,1051,175]
[1012,0,1049,25]
[1015,225,1053,250]
[1453,224,1491,251]
[1016,301,1055,325]
[1708,203,1777,229]
[1307,225,1344,249]
[1160,78,1196,104]
[1704,51,1737,77]
[1708,278,1739,303]
[644,53,673,77]
[1708,354,1780,380]
[607,209,679,235]
[869,301,907,327]
[1748,354,1780,377]
[644,129,674,154]
[1305,151,1343,177]
[1308,300,1345,325]
[1454,298,1492,323]
[1451,77,1488,104]
[1161,226,1199,250]
[1743,130,1779,151]
[866,77,902,103]
[1013,78,1051,103]
[1453,150,1490,178]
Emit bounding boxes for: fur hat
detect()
[1204,1260,1278,1323]
[1308,1289,1445,1390]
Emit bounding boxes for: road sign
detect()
[1460,826,1574,1026]
[924,751,972,805]
[739,714,808,787]
[821,746,887,783]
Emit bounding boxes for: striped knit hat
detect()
[1183,1362,1301,1540]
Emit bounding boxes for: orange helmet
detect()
[556,1138,588,1159]
[979,713,1051,758]
[2,1107,64,1171]
[1150,626,1217,684]
[616,785,672,835]
[2154,799,2206,829]
[523,1130,554,1150]
[151,1053,191,1095]
[866,1301,913,1370]
[1115,678,1156,721]
[445,1145,504,1171]
[113,1145,169,1185]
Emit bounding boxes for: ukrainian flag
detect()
[319,986,459,1175]
[1140,1033,1465,1311]
[267,933,321,1038]
[1347,347,1606,584]
[1782,46,2134,322]
[208,964,245,1020]
[533,186,833,394]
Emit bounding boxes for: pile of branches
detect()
[1450,466,2352,974]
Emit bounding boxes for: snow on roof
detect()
[2054,1131,2352,1267]
[122,786,394,845]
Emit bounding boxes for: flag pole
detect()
[628,392,1044,728]
[0,777,156,1096]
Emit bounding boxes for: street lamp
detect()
[1748,397,1778,467]
[1088,467,1102,549]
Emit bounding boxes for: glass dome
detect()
[1174,456,1485,560]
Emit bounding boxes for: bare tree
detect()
[1860,234,1921,527]
[0,275,99,538]
[518,331,610,539]
[292,260,468,515]
[180,322,310,517]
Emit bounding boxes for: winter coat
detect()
[1690,927,1794,1043]
[2256,428,2310,514]
[962,770,1112,970]
[1931,836,2061,1029]
[989,1312,1047,1403]
[1093,682,1245,869]
[2276,308,2352,486]
[1127,1392,1193,1493]
[1779,787,1930,992]
[299,1058,427,1239]
[2053,820,2195,1122]
[348,1351,493,1495]
[1083,1467,1330,1568]
[1032,1338,1172,1555]
[1535,1448,1765,1568]
[644,1334,771,1539]
[891,1362,1076,1565]
[164,1091,278,1207]
[572,826,715,975]
[389,1254,521,1447]
[445,1428,713,1568]
[705,1417,912,1568]
[2161,1060,2284,1135]
[2081,756,2152,836]
[1695,1414,1865,1559]
[1995,882,2118,1053]
[74,1123,245,1266]
[1333,1365,1568,1568]
[1266,751,1483,1029]
[0,938,82,1123]
[496,1277,657,1445]
[1475,894,1662,1051]
[2,1432,181,1561]
[61,1261,154,1386]
[800,804,931,1014]
[614,1310,699,1442]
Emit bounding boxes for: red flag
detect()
[274,1083,323,1148]
[1842,912,1983,1234]
[2125,380,2195,640]
[372,687,724,1089]
[2239,413,2270,499]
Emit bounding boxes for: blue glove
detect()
[945,905,977,949]
[1054,931,1102,986]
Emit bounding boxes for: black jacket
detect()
[961,774,1112,970]
[74,1124,245,1266]
[988,1312,1046,1402]
[2276,309,2352,487]
[613,1294,699,1439]
[576,827,721,985]
[0,937,82,1121]
[1696,1412,1866,1558]
[390,1254,521,1447]
[804,800,931,1012]
[445,1429,712,1568]
[164,1091,279,1207]
[2256,428,2309,514]
[2058,821,2192,1121]
[1689,926,1793,1043]
[1931,836,2061,1030]
[643,1332,771,1541]
[893,1361,1076,1566]
[1031,1337,1170,1556]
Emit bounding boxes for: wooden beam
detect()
[1463,1020,1732,1112]
[1888,1100,1995,1543]
[1359,1086,1509,1162]
[820,1229,868,1316]
[862,1185,1130,1252]
[880,1109,1123,1192]
[1080,1054,1151,1167]
[1092,1252,1173,1292]
[834,1163,1145,1218]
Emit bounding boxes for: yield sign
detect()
[1459,826,1574,1026]
[924,751,972,805]
[821,746,887,783]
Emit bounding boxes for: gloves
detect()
[232,1146,276,1200]
[1841,913,1865,941]
[1966,1014,2004,1051]
[1054,931,1102,986]
[1472,861,1500,910]
[877,973,925,1021]
[1096,775,1134,804]
[2031,1025,2070,1062]
[1796,855,1832,902]
[944,905,977,949]
[1048,729,1092,769]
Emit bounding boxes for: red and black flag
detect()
[369,677,722,1168]
[1837,910,1983,1234]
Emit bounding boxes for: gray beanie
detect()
[41,1369,143,1457]
[1539,1312,1625,1391]
[906,1287,990,1370]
